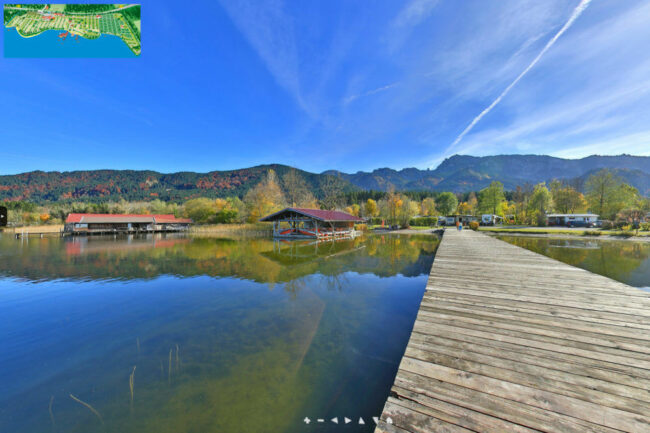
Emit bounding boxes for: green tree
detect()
[478,181,506,216]
[585,170,638,220]
[184,198,216,224]
[436,192,458,216]
[528,183,552,226]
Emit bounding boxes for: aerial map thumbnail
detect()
[4,4,141,57]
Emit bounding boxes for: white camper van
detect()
[481,214,502,226]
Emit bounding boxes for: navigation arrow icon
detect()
[344,417,352,424]
[331,417,338,424]
[359,417,365,424]
[373,417,379,424]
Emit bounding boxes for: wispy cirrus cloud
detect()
[445,0,593,154]
[343,82,400,105]
[392,0,440,28]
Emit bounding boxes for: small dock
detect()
[376,229,650,432]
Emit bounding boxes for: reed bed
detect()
[189,223,272,237]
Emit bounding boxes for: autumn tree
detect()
[244,169,287,222]
[467,192,478,215]
[436,192,458,216]
[512,183,534,224]
[282,169,317,208]
[550,180,586,213]
[527,183,552,226]
[421,197,436,216]
[365,198,379,218]
[320,175,345,210]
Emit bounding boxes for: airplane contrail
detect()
[446,0,593,152]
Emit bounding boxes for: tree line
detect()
[3,168,648,229]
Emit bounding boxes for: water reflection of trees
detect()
[0,233,439,284]
[496,236,650,285]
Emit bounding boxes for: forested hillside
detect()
[0,165,356,203]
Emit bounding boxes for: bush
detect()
[614,220,627,230]
[355,223,368,232]
[601,220,614,230]
[583,231,601,236]
[469,221,479,231]
[619,230,636,238]
[409,216,438,227]
[214,209,238,224]
[641,222,650,232]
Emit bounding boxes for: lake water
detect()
[0,233,439,432]
[496,235,650,290]
[4,28,136,58]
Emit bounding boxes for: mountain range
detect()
[0,154,648,203]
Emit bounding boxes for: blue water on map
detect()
[4,28,136,58]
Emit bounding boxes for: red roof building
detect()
[64,213,192,234]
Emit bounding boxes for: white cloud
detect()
[550,132,650,159]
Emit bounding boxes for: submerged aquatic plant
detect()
[69,393,103,424]
[48,395,55,427]
[129,366,136,410]
[168,348,172,384]
[175,344,180,374]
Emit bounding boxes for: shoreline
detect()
[482,230,650,242]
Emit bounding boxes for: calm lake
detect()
[4,28,136,58]
[0,233,439,433]
[496,235,650,290]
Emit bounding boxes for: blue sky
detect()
[1,0,650,174]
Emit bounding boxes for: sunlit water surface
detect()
[0,233,439,433]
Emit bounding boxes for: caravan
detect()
[481,214,502,226]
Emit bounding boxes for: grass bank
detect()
[479,226,650,239]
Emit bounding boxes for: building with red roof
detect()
[260,207,362,239]
[64,213,192,234]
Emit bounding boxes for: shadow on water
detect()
[495,235,650,289]
[0,233,439,433]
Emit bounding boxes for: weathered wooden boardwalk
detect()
[376,229,650,433]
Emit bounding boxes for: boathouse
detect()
[260,207,362,239]
[64,213,192,234]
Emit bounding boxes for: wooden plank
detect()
[375,229,650,433]
[393,371,621,433]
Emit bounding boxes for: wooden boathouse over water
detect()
[64,213,192,235]
[260,207,362,239]
[375,229,650,433]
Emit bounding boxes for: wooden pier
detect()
[376,229,650,433]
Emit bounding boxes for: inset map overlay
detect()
[4,4,141,57]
